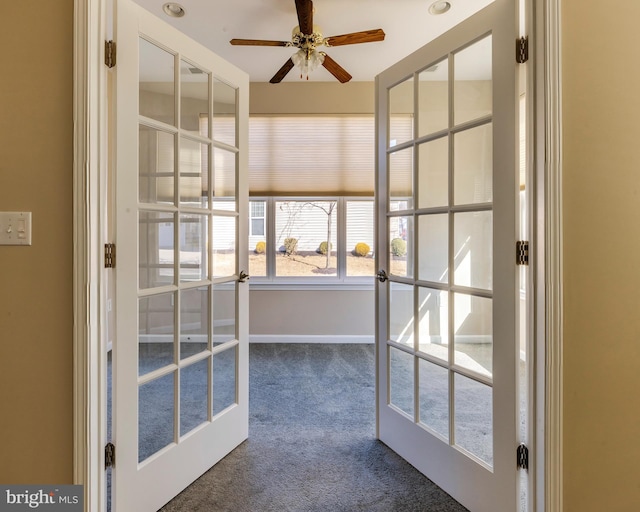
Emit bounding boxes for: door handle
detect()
[238,270,250,283]
[376,269,389,283]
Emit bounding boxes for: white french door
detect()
[112,1,249,510]
[375,1,518,511]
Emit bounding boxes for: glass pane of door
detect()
[417,136,448,208]
[180,358,209,436]
[417,286,448,361]
[139,372,175,463]
[180,286,209,359]
[139,127,174,205]
[179,138,208,208]
[139,38,174,124]
[389,77,414,146]
[389,346,414,416]
[454,373,493,465]
[213,345,237,415]
[454,36,492,125]
[418,59,449,137]
[213,78,237,147]
[138,293,175,376]
[418,359,449,439]
[180,59,209,137]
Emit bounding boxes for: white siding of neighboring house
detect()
[346,201,375,255]
[275,201,338,252]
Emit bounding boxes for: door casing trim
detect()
[536,0,563,510]
[73,0,108,510]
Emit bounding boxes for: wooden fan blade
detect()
[321,54,352,83]
[324,29,386,47]
[295,0,313,34]
[270,58,295,84]
[230,39,290,47]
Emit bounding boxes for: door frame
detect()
[72,0,563,511]
[72,0,110,510]
[533,0,564,510]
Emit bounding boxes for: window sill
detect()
[248,277,375,291]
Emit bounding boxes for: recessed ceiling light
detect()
[162,3,186,18]
[429,1,451,15]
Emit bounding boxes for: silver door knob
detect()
[376,269,389,282]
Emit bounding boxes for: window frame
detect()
[248,196,375,289]
[249,200,266,237]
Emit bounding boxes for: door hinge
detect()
[105,443,116,469]
[517,443,529,470]
[516,36,529,64]
[105,243,116,269]
[516,240,529,266]
[105,40,116,68]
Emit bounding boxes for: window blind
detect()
[248,116,376,196]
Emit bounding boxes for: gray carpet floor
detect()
[159,344,468,512]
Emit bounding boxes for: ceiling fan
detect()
[230,0,385,83]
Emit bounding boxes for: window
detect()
[346,200,375,277]
[249,198,374,283]
[250,201,265,236]
[275,200,338,277]
[249,200,267,278]
[247,116,377,285]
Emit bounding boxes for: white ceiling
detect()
[132,0,494,83]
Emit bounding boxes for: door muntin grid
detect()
[385,34,495,468]
[136,36,240,464]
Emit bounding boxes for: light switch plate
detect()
[0,212,32,245]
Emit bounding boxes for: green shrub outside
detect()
[390,238,407,257]
[318,241,333,255]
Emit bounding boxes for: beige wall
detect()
[250,82,375,114]
[250,290,374,337]
[0,1,74,483]
[562,1,640,510]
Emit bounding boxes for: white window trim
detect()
[248,196,376,289]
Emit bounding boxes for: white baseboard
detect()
[137,334,375,344]
[249,334,375,344]
[135,335,494,345]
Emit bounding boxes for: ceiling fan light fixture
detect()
[162,3,186,18]
[428,1,451,15]
[292,49,325,80]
